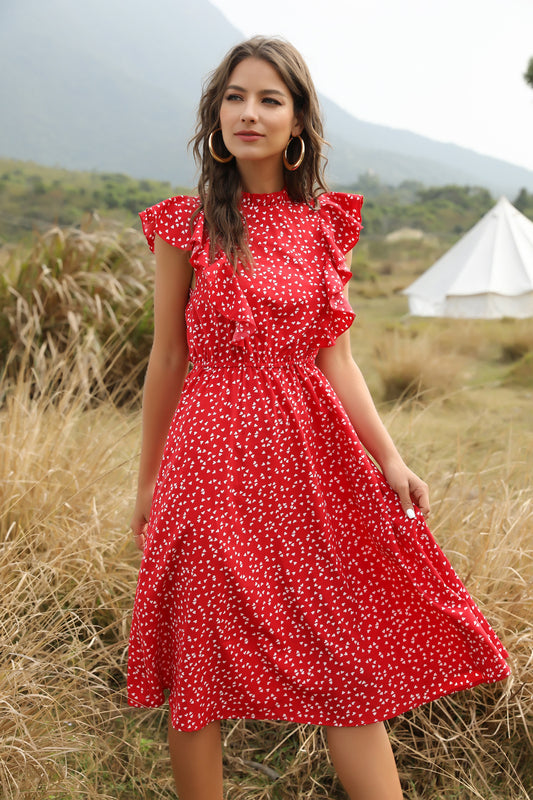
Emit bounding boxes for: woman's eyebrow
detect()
[226,84,287,97]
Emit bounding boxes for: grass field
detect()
[1,223,531,799]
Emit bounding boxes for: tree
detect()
[514,188,533,213]
[524,57,533,89]
[514,188,529,211]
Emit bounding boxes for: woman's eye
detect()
[223,94,281,105]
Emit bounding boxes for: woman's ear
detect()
[291,114,304,137]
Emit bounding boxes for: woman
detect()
[127,36,510,800]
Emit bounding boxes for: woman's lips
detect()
[235,132,264,141]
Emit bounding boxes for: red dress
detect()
[127,189,510,732]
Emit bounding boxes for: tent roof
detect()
[403,197,533,301]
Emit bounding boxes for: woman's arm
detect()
[130,234,193,550]
[315,251,430,518]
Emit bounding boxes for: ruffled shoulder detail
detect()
[188,213,257,350]
[140,196,255,348]
[317,192,364,348]
[318,192,364,253]
[139,195,200,253]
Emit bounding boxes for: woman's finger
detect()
[393,479,416,518]
[134,531,146,552]
[130,516,148,551]
[410,478,430,517]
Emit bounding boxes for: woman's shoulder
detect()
[139,195,201,253]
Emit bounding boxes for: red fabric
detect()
[128,189,510,732]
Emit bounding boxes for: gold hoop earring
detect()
[283,135,305,171]
[208,129,234,163]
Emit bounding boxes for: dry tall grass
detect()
[374,330,466,402]
[1,226,532,799]
[0,362,139,797]
[0,220,153,404]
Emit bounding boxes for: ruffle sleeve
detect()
[139,195,200,253]
[140,195,256,349]
[319,192,364,253]
[317,192,364,348]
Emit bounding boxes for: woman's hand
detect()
[130,485,155,552]
[380,456,430,519]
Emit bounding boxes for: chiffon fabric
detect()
[127,189,510,731]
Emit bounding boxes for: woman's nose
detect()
[240,100,257,123]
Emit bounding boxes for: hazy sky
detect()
[211,0,533,172]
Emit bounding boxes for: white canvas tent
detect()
[403,196,533,318]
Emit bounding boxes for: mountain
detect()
[320,99,533,193]
[0,0,241,182]
[1,0,532,196]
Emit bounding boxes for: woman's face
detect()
[219,57,303,168]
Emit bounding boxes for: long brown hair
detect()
[190,37,328,271]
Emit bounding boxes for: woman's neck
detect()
[237,159,285,195]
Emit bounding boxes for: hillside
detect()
[1,0,533,195]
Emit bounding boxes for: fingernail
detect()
[406,508,416,519]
